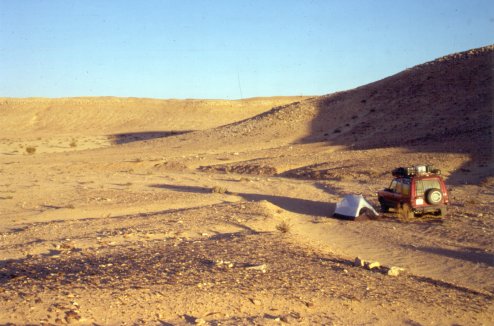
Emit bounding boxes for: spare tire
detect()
[425,188,442,205]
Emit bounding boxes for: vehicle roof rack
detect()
[392,165,441,177]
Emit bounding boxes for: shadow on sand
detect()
[403,245,494,267]
[149,183,335,218]
[109,131,192,145]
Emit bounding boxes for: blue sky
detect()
[0,0,492,99]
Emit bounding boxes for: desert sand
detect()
[0,46,493,325]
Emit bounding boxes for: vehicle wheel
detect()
[378,198,389,212]
[425,188,442,205]
[400,203,414,219]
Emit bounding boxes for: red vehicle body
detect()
[378,165,449,218]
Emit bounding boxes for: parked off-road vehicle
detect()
[378,165,449,218]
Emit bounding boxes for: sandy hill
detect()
[149,45,492,154]
[0,96,309,137]
[123,45,492,183]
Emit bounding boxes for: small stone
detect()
[64,310,81,324]
[280,314,298,323]
[365,261,381,270]
[250,298,262,306]
[354,257,365,267]
[60,242,75,250]
[246,264,268,273]
[304,301,314,308]
[387,266,405,276]
[194,318,206,325]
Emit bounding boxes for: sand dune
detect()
[0,96,309,136]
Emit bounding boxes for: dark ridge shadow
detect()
[157,321,174,326]
[403,245,494,267]
[149,183,335,218]
[39,204,66,210]
[299,47,493,185]
[240,193,334,217]
[109,130,193,145]
[208,232,249,241]
[149,183,212,194]
[409,274,493,298]
[280,163,358,182]
[223,221,262,235]
[3,204,216,234]
[314,181,352,197]
[182,315,198,324]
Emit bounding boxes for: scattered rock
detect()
[60,241,76,250]
[354,257,365,267]
[194,317,207,325]
[246,263,268,273]
[355,257,380,270]
[215,260,234,268]
[250,298,262,306]
[365,261,381,270]
[387,266,405,277]
[304,301,314,308]
[64,310,81,324]
[280,312,301,323]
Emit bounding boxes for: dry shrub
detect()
[396,204,414,220]
[211,186,228,194]
[480,176,494,188]
[25,146,36,154]
[276,220,292,233]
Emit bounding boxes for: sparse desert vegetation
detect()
[275,219,292,233]
[25,146,36,154]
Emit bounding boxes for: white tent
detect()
[333,194,379,220]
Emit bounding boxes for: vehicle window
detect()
[415,179,441,196]
[395,181,402,194]
[389,180,398,192]
[401,181,410,196]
